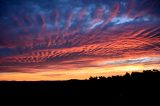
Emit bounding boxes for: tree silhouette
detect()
[89,76,98,80]
[88,69,160,80]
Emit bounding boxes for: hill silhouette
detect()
[0,69,160,104]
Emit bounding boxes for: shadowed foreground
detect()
[0,69,160,104]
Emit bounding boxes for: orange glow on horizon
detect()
[0,63,159,81]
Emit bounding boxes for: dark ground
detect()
[0,69,160,105]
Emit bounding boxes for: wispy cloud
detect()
[99,57,160,66]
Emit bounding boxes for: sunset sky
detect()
[0,0,160,81]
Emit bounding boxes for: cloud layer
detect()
[0,0,160,80]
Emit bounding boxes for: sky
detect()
[0,0,160,81]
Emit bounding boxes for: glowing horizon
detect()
[0,0,160,80]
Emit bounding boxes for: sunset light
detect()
[0,0,159,80]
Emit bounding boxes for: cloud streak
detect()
[99,57,160,65]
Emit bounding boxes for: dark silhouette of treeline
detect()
[0,69,160,104]
[89,69,160,81]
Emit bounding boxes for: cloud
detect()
[99,57,160,66]
[0,0,160,74]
